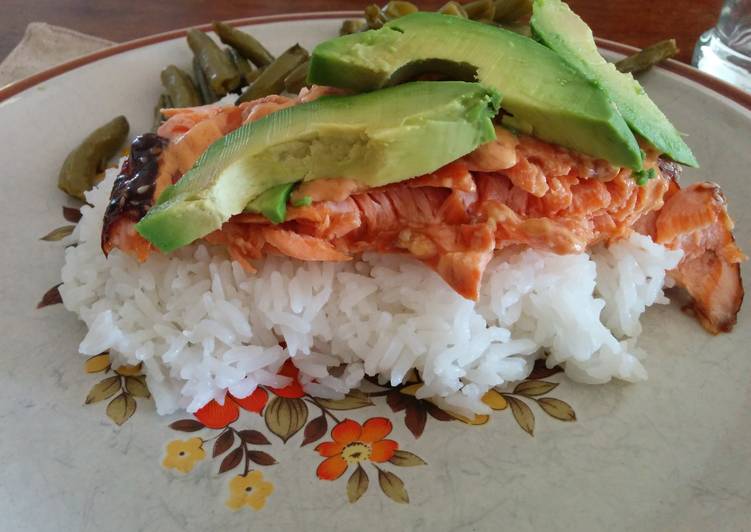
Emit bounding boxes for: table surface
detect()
[1,0,723,66]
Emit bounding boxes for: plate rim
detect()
[1,10,750,112]
[2,11,750,529]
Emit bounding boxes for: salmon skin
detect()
[101,133,165,260]
[101,98,745,335]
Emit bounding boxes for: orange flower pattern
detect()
[268,360,305,398]
[195,387,269,429]
[194,360,306,429]
[158,358,575,508]
[315,418,398,481]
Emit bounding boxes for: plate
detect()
[1,13,749,532]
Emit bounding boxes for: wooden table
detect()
[1,0,723,65]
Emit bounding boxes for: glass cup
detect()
[693,0,751,92]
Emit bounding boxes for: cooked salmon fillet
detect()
[210,160,665,298]
[102,92,745,334]
[636,181,745,333]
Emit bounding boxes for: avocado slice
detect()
[308,12,643,170]
[136,81,500,252]
[530,0,698,167]
[246,182,296,223]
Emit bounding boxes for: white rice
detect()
[60,168,683,416]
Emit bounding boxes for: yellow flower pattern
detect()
[398,384,509,425]
[226,471,274,511]
[450,390,509,424]
[162,438,206,473]
[114,363,143,376]
[482,389,508,410]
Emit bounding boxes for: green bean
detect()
[192,57,218,104]
[152,93,169,132]
[160,65,201,108]
[186,29,241,96]
[365,4,387,29]
[283,60,310,94]
[339,18,367,35]
[245,66,265,84]
[212,21,275,68]
[58,116,130,201]
[439,1,468,17]
[499,22,532,36]
[493,0,532,23]
[383,1,418,19]
[237,44,309,103]
[615,39,679,74]
[226,47,255,86]
[464,0,495,21]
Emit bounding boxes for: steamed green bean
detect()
[464,0,495,21]
[339,18,367,35]
[615,39,679,74]
[237,44,309,102]
[187,29,241,95]
[58,116,130,200]
[152,93,169,132]
[283,60,310,94]
[212,21,275,68]
[192,57,218,104]
[365,4,387,29]
[493,0,532,23]
[383,1,419,19]
[226,47,255,85]
[160,65,201,108]
[439,1,469,17]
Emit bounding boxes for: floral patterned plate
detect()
[1,13,749,532]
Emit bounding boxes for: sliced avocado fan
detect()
[136,81,501,253]
[530,0,697,166]
[308,12,643,170]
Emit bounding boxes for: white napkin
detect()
[0,22,114,87]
